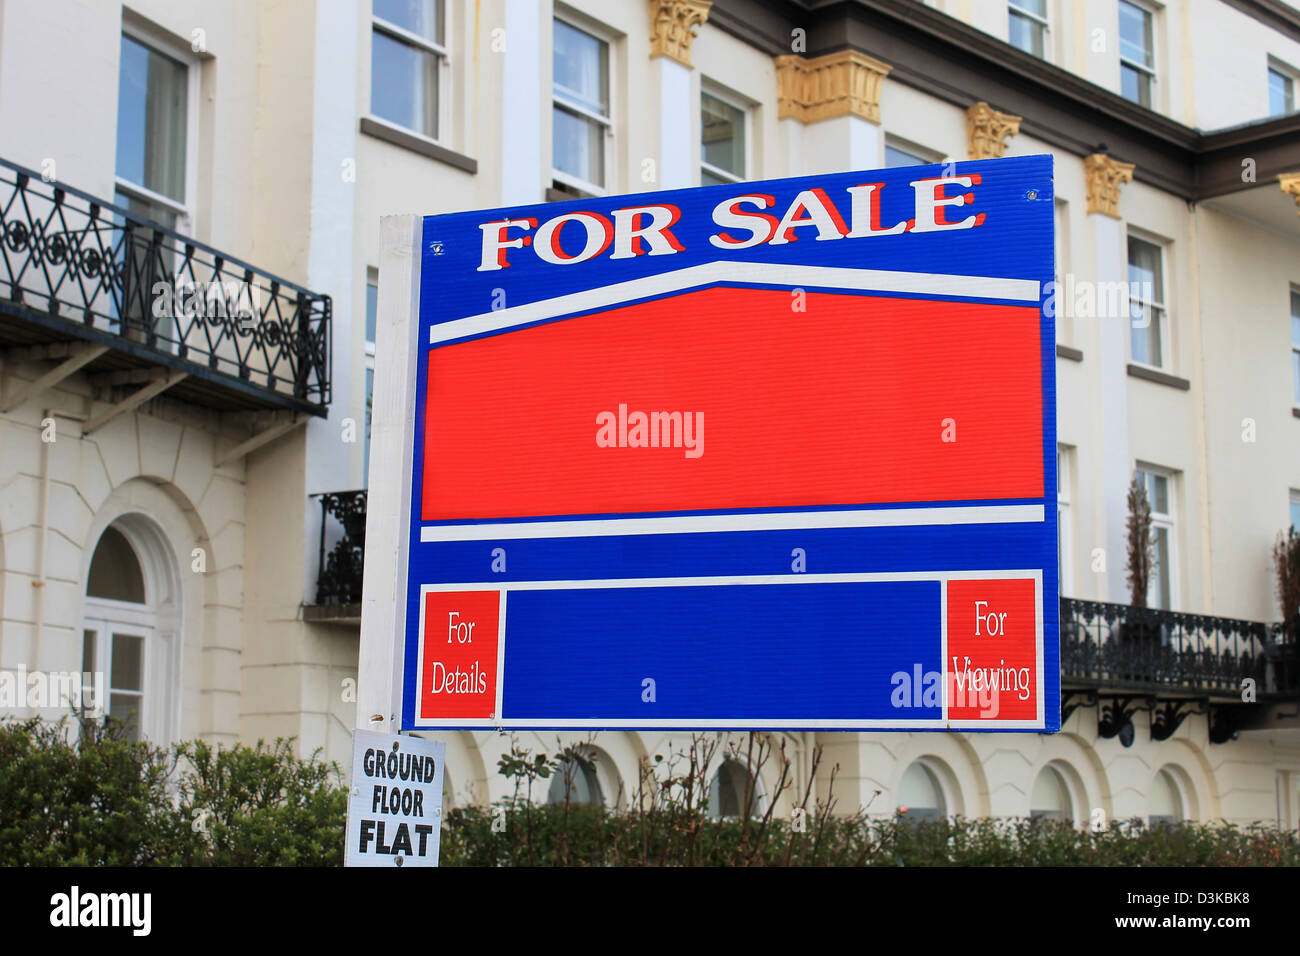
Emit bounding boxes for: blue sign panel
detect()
[400,154,1057,731]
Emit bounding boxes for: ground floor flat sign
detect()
[345,731,445,867]
[399,154,1058,732]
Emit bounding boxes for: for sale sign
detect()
[386,154,1057,732]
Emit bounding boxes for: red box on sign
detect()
[419,591,500,720]
[946,578,1037,721]
[421,286,1043,521]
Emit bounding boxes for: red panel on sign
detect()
[422,287,1042,521]
[946,578,1037,721]
[419,591,500,720]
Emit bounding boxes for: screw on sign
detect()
[345,730,446,867]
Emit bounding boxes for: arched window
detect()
[1030,765,1073,821]
[899,760,946,822]
[548,756,603,805]
[1148,767,1184,826]
[708,759,763,820]
[87,527,146,602]
[81,517,180,743]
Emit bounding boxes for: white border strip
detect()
[411,570,1046,730]
[429,261,1041,344]
[421,503,1044,542]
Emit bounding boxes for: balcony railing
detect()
[0,157,330,415]
[311,490,367,612]
[1061,597,1298,699]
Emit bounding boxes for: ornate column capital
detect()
[966,101,1021,160]
[1084,153,1136,218]
[649,0,712,68]
[774,50,892,125]
[1280,172,1300,217]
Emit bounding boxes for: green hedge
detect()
[438,803,1300,867]
[0,716,346,866]
[3,717,1297,866]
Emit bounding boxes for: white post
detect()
[357,214,423,733]
[501,0,543,205]
[652,57,694,189]
[802,115,884,176]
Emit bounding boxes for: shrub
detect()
[0,716,347,866]
[0,716,173,865]
[438,805,1300,867]
[4,720,1298,867]
[163,738,348,866]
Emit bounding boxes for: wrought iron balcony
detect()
[0,156,330,416]
[1060,597,1297,701]
[306,490,367,623]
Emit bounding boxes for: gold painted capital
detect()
[650,0,712,68]
[1280,173,1300,217]
[966,101,1021,160]
[1084,153,1136,218]
[775,50,892,126]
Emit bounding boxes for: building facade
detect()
[2,0,1299,830]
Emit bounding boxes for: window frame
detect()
[363,269,378,488]
[369,0,451,145]
[1007,0,1050,59]
[1268,59,1297,117]
[1118,0,1157,109]
[551,11,615,198]
[1053,198,1072,344]
[1290,286,1300,408]
[1127,231,1171,372]
[883,136,944,169]
[1135,463,1179,611]
[1289,488,1300,531]
[115,24,201,234]
[698,81,751,186]
[82,615,152,740]
[1057,444,1073,597]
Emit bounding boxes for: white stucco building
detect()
[1,0,1299,831]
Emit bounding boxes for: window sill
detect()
[1055,344,1083,362]
[359,117,477,174]
[1126,363,1190,391]
[545,186,585,203]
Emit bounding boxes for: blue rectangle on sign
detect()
[501,579,942,722]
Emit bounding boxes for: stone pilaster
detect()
[649,0,711,68]
[966,101,1021,160]
[774,50,891,125]
[1084,153,1135,219]
[1279,172,1300,216]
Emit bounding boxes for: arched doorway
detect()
[1030,763,1074,822]
[898,759,948,822]
[1148,766,1186,826]
[81,516,181,742]
[708,758,764,820]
